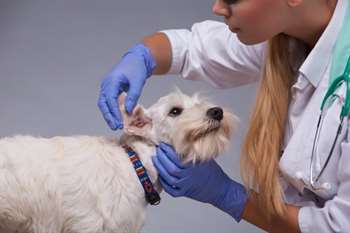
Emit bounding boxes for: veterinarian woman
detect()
[98,0,350,232]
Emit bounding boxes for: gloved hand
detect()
[98,44,156,130]
[152,142,248,222]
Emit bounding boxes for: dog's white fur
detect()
[0,90,238,233]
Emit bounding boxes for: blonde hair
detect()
[240,33,295,218]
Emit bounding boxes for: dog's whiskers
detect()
[184,120,221,142]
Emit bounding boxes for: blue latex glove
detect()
[152,142,248,222]
[98,44,156,130]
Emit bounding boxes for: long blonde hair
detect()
[240,33,295,218]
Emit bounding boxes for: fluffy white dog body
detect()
[0,91,237,233]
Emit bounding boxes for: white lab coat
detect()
[161,0,349,232]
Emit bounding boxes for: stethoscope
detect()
[309,55,350,190]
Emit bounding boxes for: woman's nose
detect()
[212,0,230,17]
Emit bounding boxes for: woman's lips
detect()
[229,26,240,33]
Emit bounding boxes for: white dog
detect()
[0,90,238,233]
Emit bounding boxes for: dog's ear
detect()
[119,93,152,137]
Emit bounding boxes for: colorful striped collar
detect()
[123,144,161,206]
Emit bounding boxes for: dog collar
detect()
[123,144,161,206]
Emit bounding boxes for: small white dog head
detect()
[120,89,238,163]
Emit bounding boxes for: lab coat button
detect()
[296,171,304,179]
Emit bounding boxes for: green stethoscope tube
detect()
[310,59,349,189]
[321,56,350,117]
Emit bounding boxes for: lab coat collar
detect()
[298,0,347,88]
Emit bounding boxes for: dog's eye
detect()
[168,107,183,117]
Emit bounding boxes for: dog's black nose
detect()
[206,107,223,121]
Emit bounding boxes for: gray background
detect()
[0,0,262,232]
